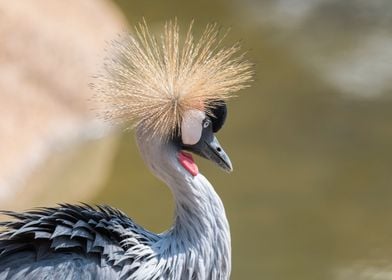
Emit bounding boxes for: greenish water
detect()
[94,1,392,279]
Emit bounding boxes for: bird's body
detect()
[0,132,230,279]
[0,20,251,279]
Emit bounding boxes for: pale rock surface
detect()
[0,0,128,209]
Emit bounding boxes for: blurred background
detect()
[1,0,392,279]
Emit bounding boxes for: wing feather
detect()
[0,204,159,279]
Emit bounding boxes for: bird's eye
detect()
[203,120,210,128]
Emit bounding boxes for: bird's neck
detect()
[167,173,231,279]
[136,130,231,279]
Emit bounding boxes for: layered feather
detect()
[92,19,253,140]
[0,204,159,279]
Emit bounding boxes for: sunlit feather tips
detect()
[93,20,253,140]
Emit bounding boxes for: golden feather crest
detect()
[93,20,253,140]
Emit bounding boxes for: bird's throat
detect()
[178,151,199,176]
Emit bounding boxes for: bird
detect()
[0,20,253,280]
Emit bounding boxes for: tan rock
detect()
[0,0,128,209]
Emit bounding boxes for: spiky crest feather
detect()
[93,19,253,140]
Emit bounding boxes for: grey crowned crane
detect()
[0,20,253,280]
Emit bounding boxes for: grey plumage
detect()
[0,131,232,279]
[0,204,157,279]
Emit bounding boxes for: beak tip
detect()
[224,161,233,173]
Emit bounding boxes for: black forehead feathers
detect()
[209,101,227,133]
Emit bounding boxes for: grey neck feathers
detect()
[136,129,231,279]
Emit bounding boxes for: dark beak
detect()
[182,135,233,172]
[201,136,233,172]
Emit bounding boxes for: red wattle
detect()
[178,151,199,176]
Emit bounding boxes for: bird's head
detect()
[177,101,232,175]
[93,20,252,177]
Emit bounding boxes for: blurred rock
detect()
[334,262,392,280]
[0,1,127,209]
[234,0,392,98]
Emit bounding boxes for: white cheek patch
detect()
[181,110,205,145]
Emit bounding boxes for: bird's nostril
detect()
[216,147,222,152]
